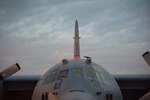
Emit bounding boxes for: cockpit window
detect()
[99,72,112,84]
[95,71,103,82]
[57,69,69,80]
[43,72,57,84]
[85,67,98,81]
[71,68,83,78]
[85,67,100,88]
[42,66,59,85]
[93,65,112,84]
[48,66,59,73]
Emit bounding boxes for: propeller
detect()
[139,51,150,100]
[142,51,150,66]
[0,63,21,80]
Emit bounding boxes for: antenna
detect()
[73,20,80,59]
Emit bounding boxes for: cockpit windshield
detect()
[85,67,98,81]
[57,69,69,80]
[85,67,101,88]
[71,68,83,78]
[85,66,112,85]
[43,72,57,84]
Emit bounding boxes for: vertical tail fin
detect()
[73,20,80,59]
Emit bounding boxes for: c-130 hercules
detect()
[31,20,123,100]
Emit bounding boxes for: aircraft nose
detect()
[60,91,97,100]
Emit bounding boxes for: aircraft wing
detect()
[1,74,150,100]
[1,75,40,100]
[114,74,150,100]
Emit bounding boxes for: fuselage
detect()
[32,59,123,100]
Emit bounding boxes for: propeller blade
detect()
[0,63,21,80]
[142,51,150,66]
